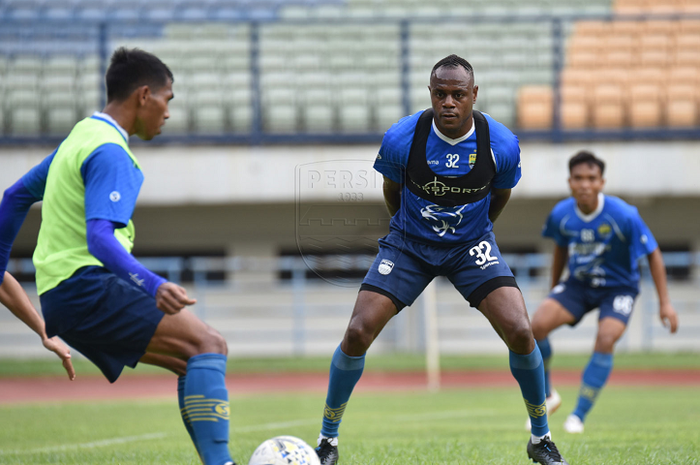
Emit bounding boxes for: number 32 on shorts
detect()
[469,240,498,266]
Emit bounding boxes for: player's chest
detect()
[425,146,478,177]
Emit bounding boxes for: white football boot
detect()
[563,413,585,434]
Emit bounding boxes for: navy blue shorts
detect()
[548,278,638,326]
[40,266,164,383]
[361,230,518,310]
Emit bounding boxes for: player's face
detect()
[134,79,173,140]
[569,163,605,212]
[428,66,478,139]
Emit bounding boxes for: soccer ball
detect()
[248,435,320,465]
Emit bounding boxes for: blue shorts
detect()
[361,230,517,310]
[549,278,639,326]
[40,266,164,383]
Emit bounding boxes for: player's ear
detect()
[135,85,151,106]
[472,84,478,102]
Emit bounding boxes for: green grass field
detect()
[1,353,699,464]
[0,386,698,464]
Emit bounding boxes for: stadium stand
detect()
[518,0,700,131]
[8,0,699,139]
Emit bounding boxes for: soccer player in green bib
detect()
[0,48,236,465]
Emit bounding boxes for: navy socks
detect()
[320,345,366,438]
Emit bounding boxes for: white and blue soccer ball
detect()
[248,435,320,465]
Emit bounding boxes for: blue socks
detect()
[185,353,232,465]
[321,345,366,438]
[178,375,202,460]
[510,346,549,437]
[536,338,553,397]
[573,351,613,422]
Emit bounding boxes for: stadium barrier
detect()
[2,252,698,357]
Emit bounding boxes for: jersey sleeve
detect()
[21,150,57,199]
[489,122,522,189]
[626,208,658,259]
[542,207,568,247]
[81,144,144,228]
[373,114,416,184]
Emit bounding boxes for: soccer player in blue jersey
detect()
[314,55,569,465]
[0,48,236,465]
[529,150,679,434]
[1,271,75,380]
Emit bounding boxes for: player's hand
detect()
[42,336,75,381]
[155,282,197,315]
[659,302,679,334]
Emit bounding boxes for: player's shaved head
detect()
[431,54,474,82]
[106,47,174,103]
[569,150,605,176]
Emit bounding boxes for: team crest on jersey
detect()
[468,152,477,169]
[597,223,612,238]
[378,259,394,275]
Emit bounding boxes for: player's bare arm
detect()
[0,272,75,380]
[550,245,568,289]
[488,187,511,223]
[382,176,402,217]
[647,247,679,333]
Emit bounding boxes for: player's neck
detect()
[434,116,473,140]
[101,103,136,136]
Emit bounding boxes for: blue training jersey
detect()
[542,193,658,289]
[374,110,521,245]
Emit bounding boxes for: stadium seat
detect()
[517,85,553,130]
[629,84,663,128]
[592,83,625,128]
[561,84,588,129]
[666,84,698,127]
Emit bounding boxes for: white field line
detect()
[0,432,168,456]
[0,409,495,456]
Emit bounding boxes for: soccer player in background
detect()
[528,150,678,434]
[314,55,569,465]
[0,48,236,465]
[1,271,75,380]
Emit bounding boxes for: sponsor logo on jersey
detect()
[109,191,121,202]
[378,259,394,275]
[411,177,488,197]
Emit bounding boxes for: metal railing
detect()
[2,251,699,357]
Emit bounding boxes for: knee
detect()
[196,327,228,356]
[595,333,617,353]
[531,319,549,341]
[505,324,535,353]
[344,322,374,353]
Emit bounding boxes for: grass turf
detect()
[0,386,698,464]
[1,352,699,378]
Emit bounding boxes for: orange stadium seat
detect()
[603,50,635,68]
[568,50,599,69]
[574,20,610,37]
[592,83,626,128]
[666,84,698,127]
[561,84,589,129]
[517,85,553,130]
[668,66,698,85]
[629,84,663,127]
[631,68,666,85]
[560,68,593,86]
